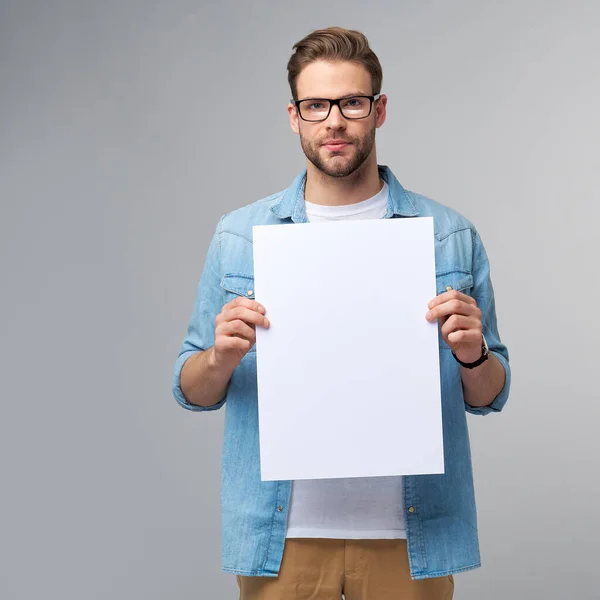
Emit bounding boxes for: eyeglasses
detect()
[293,94,382,122]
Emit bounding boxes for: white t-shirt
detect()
[285,180,407,540]
[303,180,390,222]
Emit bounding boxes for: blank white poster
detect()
[252,217,443,482]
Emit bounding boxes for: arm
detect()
[179,348,235,409]
[459,353,505,408]
[426,228,511,414]
[180,299,270,408]
[172,218,269,411]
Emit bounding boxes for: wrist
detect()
[207,345,238,375]
[206,346,219,369]
[452,335,489,369]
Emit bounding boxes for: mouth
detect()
[322,140,351,152]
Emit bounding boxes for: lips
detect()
[323,140,350,151]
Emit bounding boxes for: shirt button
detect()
[408,506,416,514]
[247,290,254,296]
[446,286,453,292]
[277,505,284,512]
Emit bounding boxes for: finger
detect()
[217,320,257,343]
[215,335,252,352]
[224,306,270,328]
[218,300,258,326]
[447,329,482,344]
[428,290,476,310]
[227,296,267,315]
[441,315,481,339]
[427,298,481,322]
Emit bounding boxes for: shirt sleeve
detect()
[464,228,511,416]
[172,217,228,412]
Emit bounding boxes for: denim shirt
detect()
[172,165,511,580]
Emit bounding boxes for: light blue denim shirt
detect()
[172,165,511,580]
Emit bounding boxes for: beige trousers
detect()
[237,538,454,600]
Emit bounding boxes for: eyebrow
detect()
[298,91,372,102]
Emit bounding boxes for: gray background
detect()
[1,1,599,598]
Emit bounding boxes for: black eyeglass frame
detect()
[293,93,382,122]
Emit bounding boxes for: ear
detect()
[375,94,387,129]
[288,102,300,135]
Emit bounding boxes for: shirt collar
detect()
[270,165,419,223]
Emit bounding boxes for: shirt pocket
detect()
[220,273,257,352]
[434,269,474,349]
[220,273,256,299]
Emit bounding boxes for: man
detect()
[172,26,510,600]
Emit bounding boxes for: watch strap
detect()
[452,336,489,369]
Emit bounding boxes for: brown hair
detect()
[287,27,383,101]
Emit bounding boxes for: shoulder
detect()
[217,190,285,243]
[406,190,477,241]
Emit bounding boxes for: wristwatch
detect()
[452,334,489,369]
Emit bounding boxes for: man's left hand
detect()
[426,290,483,363]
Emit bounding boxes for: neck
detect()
[304,152,382,206]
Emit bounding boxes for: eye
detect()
[344,97,366,108]
[307,102,326,110]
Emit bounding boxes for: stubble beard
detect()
[300,128,376,179]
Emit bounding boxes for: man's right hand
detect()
[180,297,269,408]
[210,297,270,369]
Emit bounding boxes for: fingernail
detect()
[426,312,432,320]
[428,301,434,308]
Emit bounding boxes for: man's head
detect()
[287,27,386,179]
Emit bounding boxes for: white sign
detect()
[253,217,444,481]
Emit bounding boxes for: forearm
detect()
[180,347,236,408]
[460,352,506,408]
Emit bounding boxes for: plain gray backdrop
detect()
[1,1,599,598]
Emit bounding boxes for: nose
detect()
[325,103,346,130]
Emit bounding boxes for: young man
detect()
[172,27,510,600]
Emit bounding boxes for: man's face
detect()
[288,60,387,178]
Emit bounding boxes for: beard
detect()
[300,128,376,178]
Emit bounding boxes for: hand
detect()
[211,297,270,369]
[425,290,483,363]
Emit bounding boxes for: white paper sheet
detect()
[252,217,443,482]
